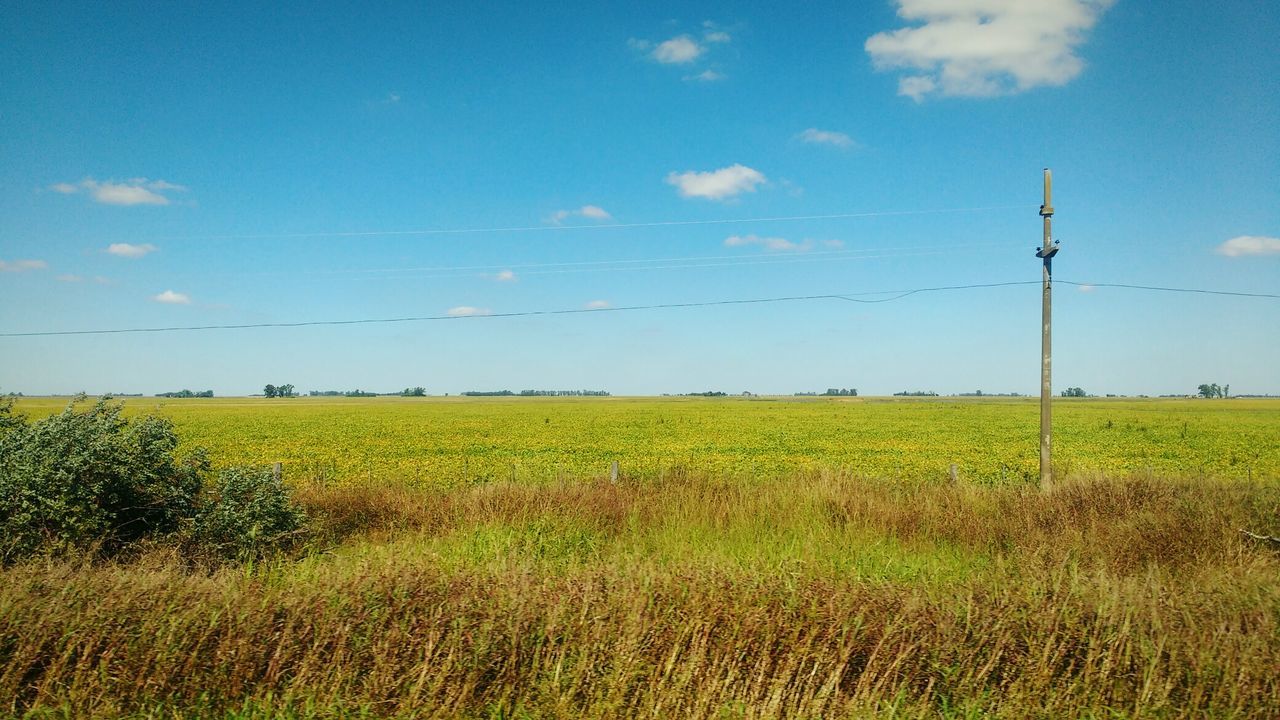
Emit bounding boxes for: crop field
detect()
[12,395,1280,486]
[4,396,1280,718]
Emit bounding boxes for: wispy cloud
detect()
[685,69,725,82]
[724,235,811,252]
[585,300,611,310]
[494,270,517,282]
[1077,284,1096,292]
[796,128,857,148]
[1216,235,1280,257]
[57,274,82,283]
[152,290,191,304]
[704,31,731,44]
[106,242,158,258]
[666,164,766,200]
[549,205,612,224]
[865,0,1113,101]
[652,35,703,64]
[0,259,48,273]
[50,177,189,206]
[447,306,492,317]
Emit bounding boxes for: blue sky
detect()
[1,0,1277,396]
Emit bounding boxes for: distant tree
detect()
[263,384,277,399]
[278,384,296,398]
[1061,387,1086,398]
[1224,384,1230,398]
[1198,383,1223,399]
[402,386,426,397]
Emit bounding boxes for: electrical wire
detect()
[1058,281,1280,299]
[5,278,1273,339]
[147,204,1032,242]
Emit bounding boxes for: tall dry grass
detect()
[2,472,1278,718]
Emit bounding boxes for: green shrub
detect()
[0,395,209,561]
[187,466,308,561]
[0,396,309,564]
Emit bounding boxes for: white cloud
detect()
[145,179,188,192]
[90,182,169,206]
[685,69,725,82]
[447,306,492,317]
[106,242,158,258]
[51,177,188,206]
[57,274,83,282]
[1216,235,1280,257]
[704,31,731,43]
[494,270,517,282]
[0,259,47,272]
[549,205,612,224]
[1076,284,1096,292]
[822,239,846,249]
[666,164,766,200]
[724,234,811,252]
[152,290,191,304]
[796,128,856,148]
[865,0,1113,101]
[652,35,703,64]
[585,300,611,310]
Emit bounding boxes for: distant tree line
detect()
[893,390,938,397]
[823,388,858,396]
[306,387,429,397]
[518,390,610,397]
[959,390,1025,397]
[461,390,516,396]
[155,389,214,398]
[683,391,727,397]
[1060,387,1087,397]
[263,384,296,398]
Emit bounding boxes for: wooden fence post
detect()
[610,460,619,483]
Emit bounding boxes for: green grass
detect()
[6,472,1279,718]
[4,397,1280,717]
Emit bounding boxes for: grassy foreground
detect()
[4,471,1280,718]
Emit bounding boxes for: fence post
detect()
[948,463,958,484]
[272,462,282,482]
[610,460,620,483]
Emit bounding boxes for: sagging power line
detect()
[1,279,1274,339]
[136,204,1033,243]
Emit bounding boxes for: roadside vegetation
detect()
[1,396,1278,717]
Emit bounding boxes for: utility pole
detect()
[1035,168,1059,488]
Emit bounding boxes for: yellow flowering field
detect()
[12,395,1280,485]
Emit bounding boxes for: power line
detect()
[267,241,1018,278]
[5,278,1273,339]
[1,281,1043,338]
[1058,281,1280,300]
[146,204,1032,242]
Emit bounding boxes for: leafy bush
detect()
[187,466,308,561]
[0,396,308,564]
[0,396,207,561]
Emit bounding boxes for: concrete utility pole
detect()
[1035,169,1059,488]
